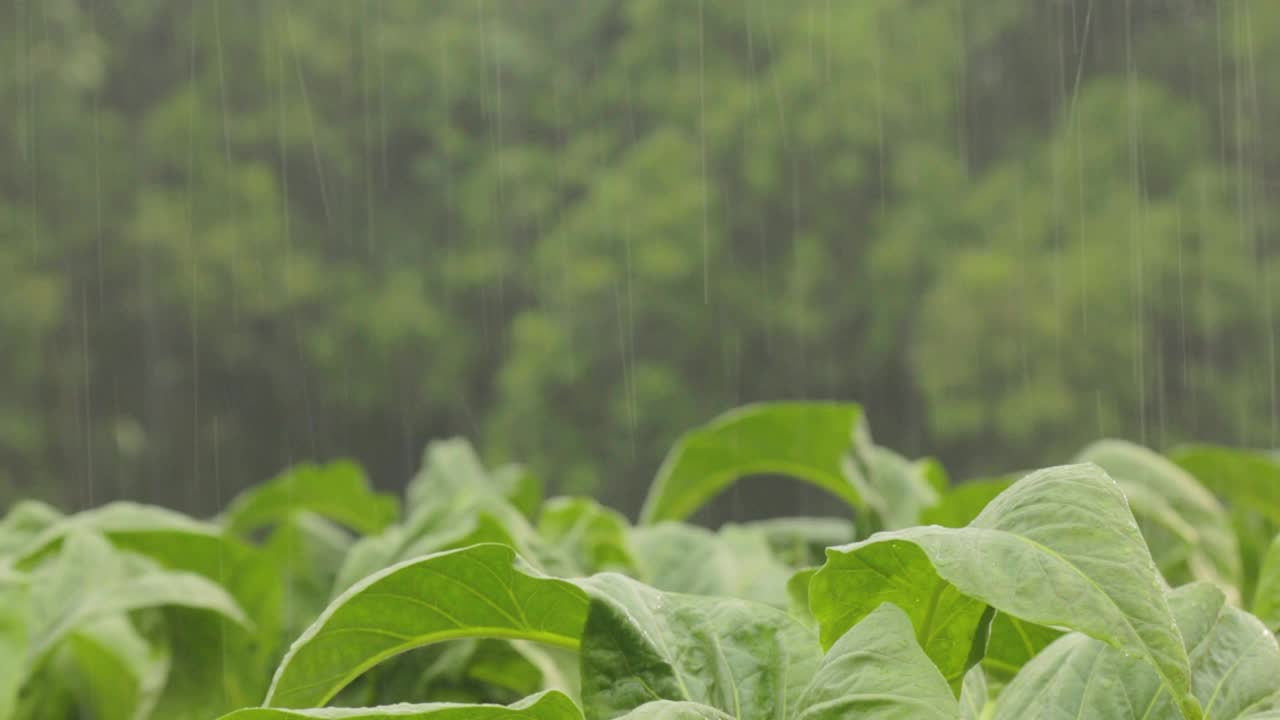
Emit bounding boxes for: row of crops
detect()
[3,403,1280,719]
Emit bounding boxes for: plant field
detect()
[3,402,1280,719]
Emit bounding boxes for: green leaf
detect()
[639,403,867,524]
[861,446,943,531]
[959,667,988,720]
[405,439,501,519]
[793,602,958,720]
[27,530,252,664]
[810,535,990,690]
[0,571,28,719]
[613,703,734,720]
[629,523,791,608]
[494,465,544,520]
[223,460,399,537]
[57,614,171,720]
[1079,440,1240,597]
[992,631,1173,720]
[1253,534,1280,632]
[266,512,356,640]
[0,500,62,555]
[980,613,1061,682]
[993,583,1278,720]
[919,478,1014,529]
[13,502,280,638]
[218,689,583,719]
[265,544,589,708]
[811,463,1195,713]
[736,518,854,569]
[578,573,820,720]
[1173,445,1280,524]
[539,497,637,575]
[786,569,817,628]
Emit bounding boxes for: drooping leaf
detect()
[639,403,868,524]
[222,460,399,537]
[219,689,583,719]
[265,544,589,708]
[1079,440,1240,597]
[792,602,958,720]
[578,573,820,720]
[1173,445,1280,523]
[811,463,1195,713]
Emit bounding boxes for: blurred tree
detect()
[0,0,1276,515]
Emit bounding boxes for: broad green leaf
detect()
[639,403,867,524]
[578,573,820,720]
[1173,446,1280,523]
[993,583,1279,720]
[1253,534,1280,632]
[13,502,279,639]
[266,544,589,708]
[0,570,28,719]
[920,478,1014,529]
[57,614,171,720]
[218,689,583,719]
[811,464,1195,713]
[27,530,252,664]
[1079,440,1240,597]
[539,497,637,575]
[992,631,1173,720]
[223,460,399,537]
[629,523,790,608]
[1184,590,1280,719]
[793,603,958,720]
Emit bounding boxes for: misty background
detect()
[3,0,1278,519]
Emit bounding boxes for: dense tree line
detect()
[2,0,1277,516]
